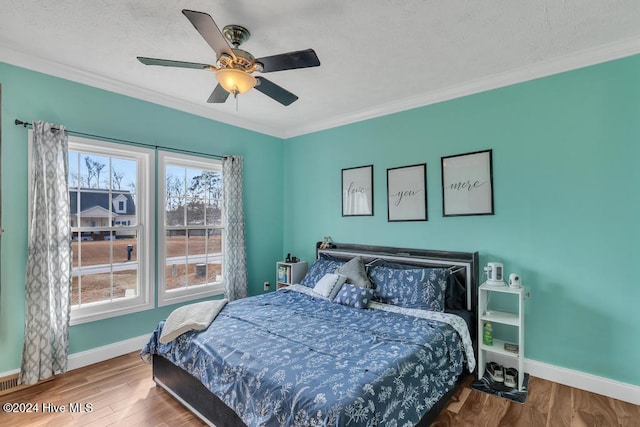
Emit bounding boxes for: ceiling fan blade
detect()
[182,9,234,59]
[256,49,320,73]
[137,57,214,70]
[255,77,298,106]
[207,84,230,103]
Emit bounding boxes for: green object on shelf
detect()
[483,322,493,345]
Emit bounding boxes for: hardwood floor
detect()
[432,375,640,427]
[1,352,638,426]
[0,352,205,427]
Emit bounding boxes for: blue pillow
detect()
[334,284,374,309]
[300,257,346,287]
[368,266,450,311]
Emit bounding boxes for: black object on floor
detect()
[471,371,530,404]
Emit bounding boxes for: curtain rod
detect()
[14,119,225,160]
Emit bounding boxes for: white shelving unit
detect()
[478,282,526,391]
[276,261,308,289]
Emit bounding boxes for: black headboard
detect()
[315,242,479,349]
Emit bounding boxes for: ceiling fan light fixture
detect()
[215,68,257,95]
[138,10,320,106]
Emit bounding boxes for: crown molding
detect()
[3,37,639,141]
[284,37,640,138]
[0,45,284,138]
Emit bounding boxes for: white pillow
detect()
[313,273,347,300]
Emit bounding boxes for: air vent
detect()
[0,373,53,396]
[0,374,20,396]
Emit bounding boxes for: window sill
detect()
[70,297,154,326]
[157,283,225,307]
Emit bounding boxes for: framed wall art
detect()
[441,149,494,216]
[387,163,427,222]
[342,165,373,216]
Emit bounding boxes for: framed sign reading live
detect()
[342,164,374,217]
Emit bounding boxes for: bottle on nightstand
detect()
[483,322,493,346]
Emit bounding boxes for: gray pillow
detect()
[336,256,372,288]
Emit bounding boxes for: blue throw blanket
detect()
[141,286,473,426]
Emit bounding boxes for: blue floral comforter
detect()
[141,285,475,427]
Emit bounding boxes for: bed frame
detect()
[152,242,479,427]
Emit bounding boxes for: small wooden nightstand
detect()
[276,261,308,289]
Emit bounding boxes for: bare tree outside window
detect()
[162,162,223,295]
[94,160,106,188]
[68,150,139,307]
[112,168,124,190]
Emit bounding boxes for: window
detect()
[114,196,127,213]
[30,132,226,321]
[158,151,224,306]
[62,136,154,324]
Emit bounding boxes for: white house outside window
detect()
[30,134,227,320]
[157,151,224,306]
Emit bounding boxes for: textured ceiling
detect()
[1,0,640,137]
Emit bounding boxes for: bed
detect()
[142,242,479,426]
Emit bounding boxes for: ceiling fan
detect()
[137,9,320,106]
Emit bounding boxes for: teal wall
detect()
[0,62,284,372]
[2,54,639,388]
[283,55,640,386]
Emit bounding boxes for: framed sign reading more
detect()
[387,163,427,221]
[441,149,494,216]
[342,165,374,216]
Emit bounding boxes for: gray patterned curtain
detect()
[20,121,72,385]
[222,155,248,301]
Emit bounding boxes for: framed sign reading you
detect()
[342,165,373,216]
[387,163,427,221]
[441,149,494,216]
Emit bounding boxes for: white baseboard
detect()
[0,368,19,378]
[525,358,640,406]
[0,334,149,380]
[66,334,150,371]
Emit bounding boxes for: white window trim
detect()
[157,150,224,307]
[28,132,155,325]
